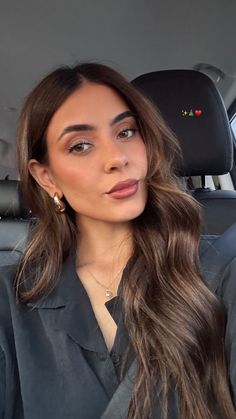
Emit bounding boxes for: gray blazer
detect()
[0,229,236,419]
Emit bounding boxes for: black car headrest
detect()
[0,180,30,219]
[132,70,233,176]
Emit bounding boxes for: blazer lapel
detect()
[101,359,165,419]
[26,252,108,353]
[101,359,136,419]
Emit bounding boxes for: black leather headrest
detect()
[132,70,233,176]
[0,180,30,218]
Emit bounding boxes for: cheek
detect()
[57,169,93,194]
[49,153,95,193]
[134,141,148,174]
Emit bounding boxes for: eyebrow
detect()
[57,110,136,141]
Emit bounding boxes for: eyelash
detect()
[68,127,138,154]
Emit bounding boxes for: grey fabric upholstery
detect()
[193,189,236,235]
[0,180,31,265]
[0,180,29,218]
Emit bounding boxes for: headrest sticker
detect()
[181,109,203,117]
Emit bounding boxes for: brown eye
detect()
[68,142,92,153]
[117,128,137,139]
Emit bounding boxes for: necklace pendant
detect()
[105,289,113,298]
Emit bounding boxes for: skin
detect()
[29,82,148,350]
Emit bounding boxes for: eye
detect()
[117,128,137,139]
[68,142,92,154]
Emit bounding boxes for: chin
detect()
[112,203,147,223]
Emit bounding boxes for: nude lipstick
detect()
[107,179,139,199]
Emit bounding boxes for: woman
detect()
[0,63,235,419]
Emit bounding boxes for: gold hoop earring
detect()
[53,192,66,213]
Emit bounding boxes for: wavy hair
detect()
[16,63,235,418]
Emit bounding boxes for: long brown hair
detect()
[16,63,235,418]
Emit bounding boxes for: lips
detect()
[107,179,138,194]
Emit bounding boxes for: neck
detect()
[76,216,133,271]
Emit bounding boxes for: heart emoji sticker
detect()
[195,109,202,116]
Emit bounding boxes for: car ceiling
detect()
[0,0,236,178]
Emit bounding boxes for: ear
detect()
[28,159,61,198]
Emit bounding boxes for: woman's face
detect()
[32,82,148,225]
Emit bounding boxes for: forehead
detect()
[47,82,130,138]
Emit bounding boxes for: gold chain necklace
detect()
[86,267,123,299]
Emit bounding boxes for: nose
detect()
[103,142,129,173]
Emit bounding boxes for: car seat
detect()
[0,179,31,265]
[132,70,236,235]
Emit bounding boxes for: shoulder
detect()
[199,228,236,403]
[0,264,24,418]
[199,229,236,359]
[199,227,236,301]
[199,228,236,352]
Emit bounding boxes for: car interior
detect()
[0,0,236,265]
[132,69,236,235]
